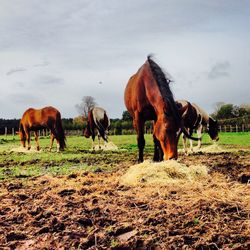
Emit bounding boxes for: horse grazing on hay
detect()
[176,100,219,154]
[19,106,66,152]
[124,56,197,162]
[84,107,110,150]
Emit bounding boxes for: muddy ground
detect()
[0,150,249,249]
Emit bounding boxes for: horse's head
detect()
[19,124,26,147]
[83,121,92,138]
[208,117,219,141]
[154,110,179,160]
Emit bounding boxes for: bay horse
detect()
[19,106,66,152]
[84,107,110,150]
[124,56,197,162]
[176,100,219,154]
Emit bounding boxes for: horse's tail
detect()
[55,112,66,150]
[95,112,109,142]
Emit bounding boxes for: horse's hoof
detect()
[27,147,31,150]
[37,146,40,151]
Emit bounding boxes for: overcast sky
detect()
[1,0,249,119]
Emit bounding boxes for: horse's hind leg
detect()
[49,133,55,152]
[50,127,60,152]
[134,113,145,163]
[92,134,96,151]
[34,131,40,151]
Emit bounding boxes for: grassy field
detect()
[0,132,249,180]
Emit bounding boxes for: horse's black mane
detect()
[147,55,174,103]
[147,55,181,123]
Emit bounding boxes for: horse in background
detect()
[84,107,110,150]
[124,55,197,162]
[176,100,219,154]
[19,106,66,152]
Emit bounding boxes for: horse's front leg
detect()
[153,134,163,161]
[98,133,101,149]
[34,131,40,151]
[25,130,31,150]
[134,113,145,163]
[197,125,202,149]
[182,134,188,155]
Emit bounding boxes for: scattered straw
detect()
[195,143,228,153]
[120,160,208,186]
[93,141,118,151]
[10,146,42,153]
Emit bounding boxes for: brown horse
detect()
[176,100,219,154]
[124,56,195,162]
[84,107,110,150]
[19,106,66,151]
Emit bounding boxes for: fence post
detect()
[5,127,7,137]
[242,124,244,132]
[219,125,222,133]
[236,124,238,133]
[12,128,15,138]
[224,125,226,132]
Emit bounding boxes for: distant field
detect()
[1,132,250,150]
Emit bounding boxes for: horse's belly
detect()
[30,124,47,130]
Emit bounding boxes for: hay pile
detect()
[194,143,229,153]
[93,141,118,151]
[120,160,208,186]
[10,146,42,153]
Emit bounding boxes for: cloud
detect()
[207,61,231,80]
[0,0,249,118]
[35,75,64,86]
[33,61,49,67]
[9,93,43,105]
[6,67,27,76]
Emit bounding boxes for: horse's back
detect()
[191,103,209,123]
[124,62,152,115]
[21,106,61,129]
[92,107,109,129]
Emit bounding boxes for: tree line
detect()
[1,101,249,135]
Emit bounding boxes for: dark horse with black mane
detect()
[176,100,219,154]
[84,107,110,150]
[19,106,66,151]
[124,56,197,162]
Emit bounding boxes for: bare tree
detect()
[75,96,97,118]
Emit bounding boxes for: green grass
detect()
[0,132,249,180]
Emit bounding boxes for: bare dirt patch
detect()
[0,150,249,249]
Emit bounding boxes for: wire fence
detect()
[1,123,250,138]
